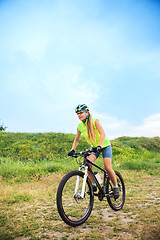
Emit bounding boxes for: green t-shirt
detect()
[77,118,111,148]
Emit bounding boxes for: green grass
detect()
[1,170,159,239]
[0,151,159,182]
[0,132,160,239]
[0,133,160,181]
[0,131,89,161]
[0,156,79,182]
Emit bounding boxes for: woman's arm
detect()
[71,128,81,150]
[95,120,105,147]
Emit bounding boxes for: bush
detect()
[0,133,160,180]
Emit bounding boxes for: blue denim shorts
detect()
[93,145,112,159]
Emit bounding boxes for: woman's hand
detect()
[68,149,75,156]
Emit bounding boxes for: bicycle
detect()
[56,147,125,227]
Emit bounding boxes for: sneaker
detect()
[113,187,120,200]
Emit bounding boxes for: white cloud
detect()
[133,114,160,138]
[1,0,160,137]
[4,63,100,133]
[91,112,160,139]
[91,112,129,139]
[37,66,100,133]
[38,64,99,108]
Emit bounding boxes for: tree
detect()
[0,120,7,131]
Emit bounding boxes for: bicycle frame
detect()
[74,165,88,198]
[75,155,110,199]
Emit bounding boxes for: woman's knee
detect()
[88,154,96,162]
[104,158,112,169]
[105,165,112,173]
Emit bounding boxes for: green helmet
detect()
[75,104,89,113]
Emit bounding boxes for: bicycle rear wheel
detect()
[106,170,125,211]
[56,170,94,227]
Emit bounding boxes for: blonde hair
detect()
[87,112,96,143]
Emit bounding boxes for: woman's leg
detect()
[103,157,117,186]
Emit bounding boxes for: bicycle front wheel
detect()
[106,170,125,211]
[56,170,94,227]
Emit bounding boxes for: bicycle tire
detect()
[56,170,94,226]
[106,170,125,211]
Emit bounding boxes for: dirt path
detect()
[0,171,160,240]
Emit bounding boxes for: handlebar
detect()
[71,147,98,158]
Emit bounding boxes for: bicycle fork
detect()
[74,166,88,199]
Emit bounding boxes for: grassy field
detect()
[0,133,160,239]
[0,171,160,240]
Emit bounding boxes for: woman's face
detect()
[77,111,88,122]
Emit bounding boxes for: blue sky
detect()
[0,0,160,139]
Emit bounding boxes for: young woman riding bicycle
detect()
[68,104,120,199]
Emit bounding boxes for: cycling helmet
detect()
[75,104,89,113]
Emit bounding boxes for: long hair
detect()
[87,111,96,143]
